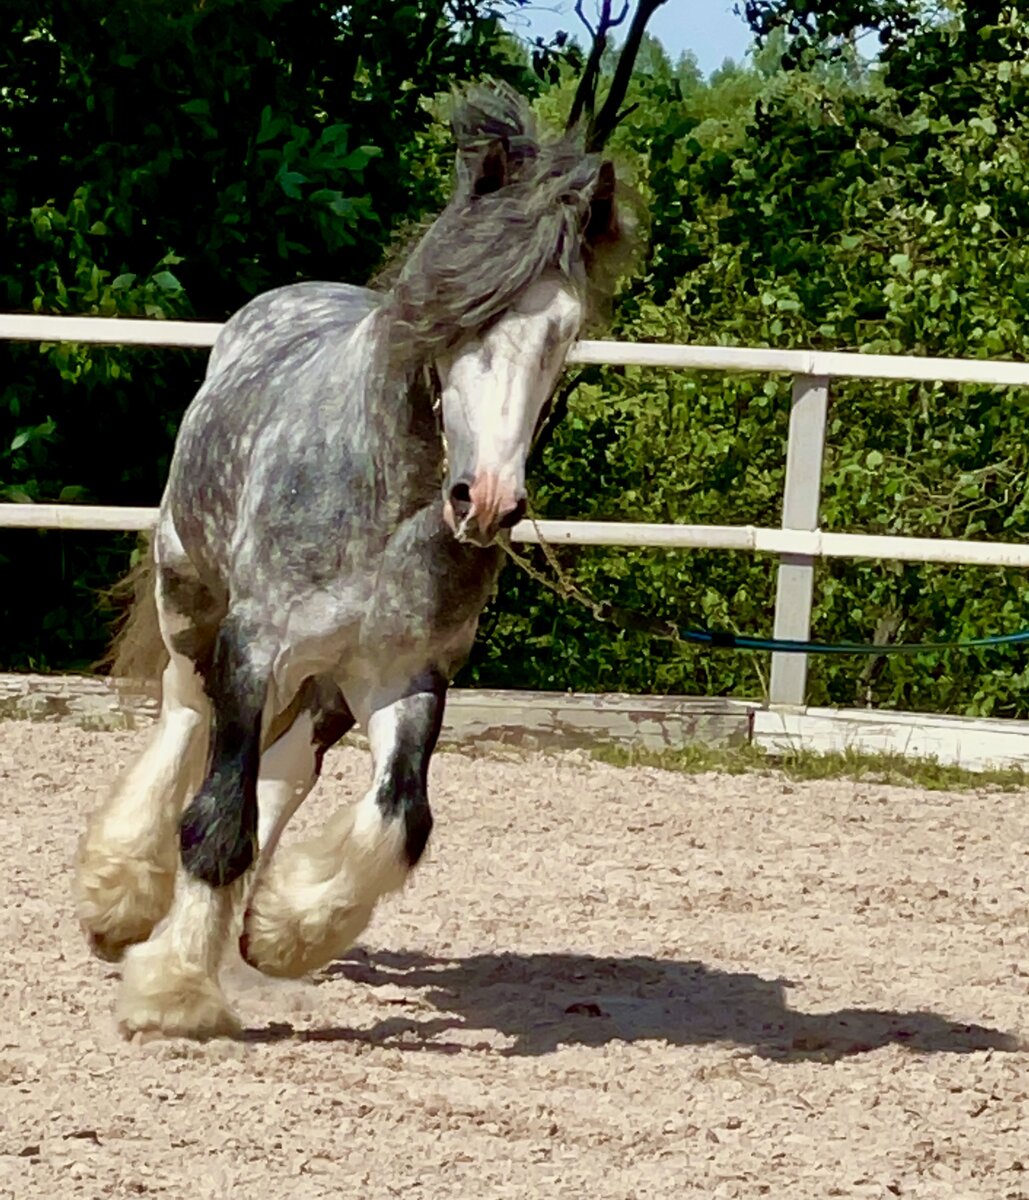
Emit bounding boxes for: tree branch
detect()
[565,0,630,133]
[586,0,667,151]
[575,0,598,39]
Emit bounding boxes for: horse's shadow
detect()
[242,947,1022,1062]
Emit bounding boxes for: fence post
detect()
[768,374,830,707]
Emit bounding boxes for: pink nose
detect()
[445,475,526,540]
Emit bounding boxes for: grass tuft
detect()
[588,742,1029,792]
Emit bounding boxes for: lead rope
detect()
[501,507,1029,657]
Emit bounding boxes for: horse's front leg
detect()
[116,620,269,1040]
[240,670,444,979]
[74,648,210,962]
[252,675,355,871]
[74,564,217,962]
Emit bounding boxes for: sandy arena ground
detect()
[0,721,1026,1199]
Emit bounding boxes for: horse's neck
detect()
[338,351,445,525]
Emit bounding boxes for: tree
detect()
[564,0,669,149]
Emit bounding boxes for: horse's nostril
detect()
[498,498,527,529]
[449,481,473,516]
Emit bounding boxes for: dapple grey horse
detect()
[73,81,632,1039]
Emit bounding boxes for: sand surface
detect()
[0,721,1026,1198]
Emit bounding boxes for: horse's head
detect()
[385,82,629,547]
[436,272,582,545]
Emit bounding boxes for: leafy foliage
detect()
[462,3,1029,717]
[0,0,548,668]
[3,0,1028,720]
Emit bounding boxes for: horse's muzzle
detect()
[443,474,526,546]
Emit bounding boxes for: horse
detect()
[72,81,632,1040]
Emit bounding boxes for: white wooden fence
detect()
[4,312,1029,711]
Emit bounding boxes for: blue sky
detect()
[503,1,757,77]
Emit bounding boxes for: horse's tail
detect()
[98,533,169,693]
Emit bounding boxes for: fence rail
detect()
[4,312,1029,707]
[6,312,1029,384]
[5,503,1029,569]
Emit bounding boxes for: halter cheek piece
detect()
[425,363,448,480]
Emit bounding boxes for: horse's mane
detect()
[376,80,638,361]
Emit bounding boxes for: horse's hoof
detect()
[85,927,130,963]
[239,899,375,979]
[117,944,241,1041]
[237,903,318,978]
[73,846,175,964]
[116,989,241,1041]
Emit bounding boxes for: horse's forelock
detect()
[384,87,630,363]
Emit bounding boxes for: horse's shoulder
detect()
[235,281,382,322]
[206,282,384,377]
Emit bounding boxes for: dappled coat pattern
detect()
[73,80,634,1040]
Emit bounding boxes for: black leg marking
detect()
[179,623,267,888]
[375,672,446,868]
[159,567,225,674]
[262,675,355,768]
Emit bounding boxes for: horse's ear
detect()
[472,136,510,197]
[585,159,618,245]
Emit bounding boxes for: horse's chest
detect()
[357,524,500,661]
